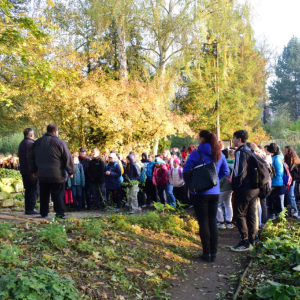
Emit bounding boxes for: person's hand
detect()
[33,172,38,177]
[69,174,73,178]
[106,171,110,175]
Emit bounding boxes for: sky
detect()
[250,0,300,53]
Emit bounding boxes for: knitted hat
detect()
[109,153,116,158]
[79,147,87,152]
[173,158,180,165]
[266,143,278,154]
[155,158,165,164]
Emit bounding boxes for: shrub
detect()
[0,268,80,300]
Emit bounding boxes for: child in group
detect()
[181,146,187,161]
[145,154,156,206]
[217,149,235,229]
[168,158,185,206]
[152,158,168,205]
[69,152,85,211]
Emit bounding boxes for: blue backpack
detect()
[140,167,147,183]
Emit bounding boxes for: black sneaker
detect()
[231,241,251,252]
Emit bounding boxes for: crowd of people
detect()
[15,124,300,262]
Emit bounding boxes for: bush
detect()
[0,133,23,155]
[0,268,80,300]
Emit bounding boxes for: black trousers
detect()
[173,185,186,205]
[192,194,219,256]
[22,174,39,212]
[145,179,157,204]
[268,187,282,216]
[232,189,259,242]
[39,182,65,217]
[82,178,91,209]
[260,198,268,224]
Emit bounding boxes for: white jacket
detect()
[168,167,185,187]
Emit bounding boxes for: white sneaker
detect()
[226,222,234,229]
[138,207,142,211]
[142,205,146,208]
[218,223,226,229]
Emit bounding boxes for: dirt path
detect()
[169,228,250,300]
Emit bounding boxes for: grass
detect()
[0,211,201,299]
[238,210,300,300]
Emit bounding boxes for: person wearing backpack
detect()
[217,149,235,229]
[284,145,300,219]
[231,130,260,252]
[123,154,140,214]
[69,153,85,211]
[266,143,285,220]
[145,154,157,206]
[104,153,122,211]
[168,158,185,206]
[183,130,228,262]
[152,158,168,205]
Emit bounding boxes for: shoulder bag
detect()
[183,150,217,193]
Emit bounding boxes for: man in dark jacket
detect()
[18,128,39,215]
[88,148,105,209]
[79,147,91,209]
[231,130,259,252]
[28,123,75,218]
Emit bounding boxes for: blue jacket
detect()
[70,163,85,187]
[272,154,284,187]
[183,143,229,195]
[146,161,155,180]
[104,162,122,190]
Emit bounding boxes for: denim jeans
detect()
[166,183,176,207]
[192,194,219,256]
[288,181,299,216]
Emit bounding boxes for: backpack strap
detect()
[179,168,182,179]
[170,168,173,176]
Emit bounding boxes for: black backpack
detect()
[241,149,272,199]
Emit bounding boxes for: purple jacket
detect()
[183,143,228,195]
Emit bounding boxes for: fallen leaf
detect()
[116,296,125,300]
[145,271,154,276]
[83,259,89,263]
[80,286,87,291]
[109,239,116,244]
[142,261,148,265]
[63,248,70,254]
[126,267,142,274]
[165,265,171,270]
[96,261,103,266]
[17,273,22,277]
[92,282,105,285]
[99,291,108,299]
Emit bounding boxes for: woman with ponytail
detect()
[183,130,228,262]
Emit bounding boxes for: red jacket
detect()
[181,149,187,161]
[152,165,168,186]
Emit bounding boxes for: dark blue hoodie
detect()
[104,161,121,190]
[124,155,140,182]
[183,143,229,195]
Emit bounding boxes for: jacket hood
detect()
[141,152,148,163]
[198,143,212,156]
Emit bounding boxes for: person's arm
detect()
[218,155,229,180]
[232,150,248,188]
[28,143,38,173]
[183,150,197,173]
[61,142,75,176]
[152,168,157,185]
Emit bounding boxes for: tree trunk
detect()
[117,25,127,81]
[153,138,159,155]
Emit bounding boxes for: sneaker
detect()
[231,241,250,252]
[188,205,193,208]
[218,222,226,229]
[225,222,234,229]
[55,214,68,219]
[125,202,129,207]
[138,207,142,211]
[115,208,120,213]
[250,235,259,245]
[129,210,138,214]
[142,205,146,208]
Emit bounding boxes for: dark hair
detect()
[23,128,34,138]
[199,130,221,162]
[233,130,249,143]
[257,144,263,149]
[47,123,58,133]
[284,145,300,165]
